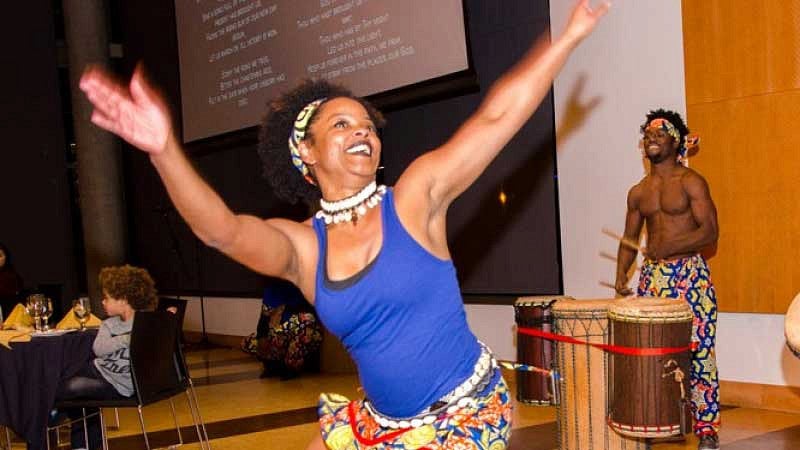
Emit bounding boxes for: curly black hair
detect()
[99,265,158,311]
[640,108,690,145]
[257,79,386,206]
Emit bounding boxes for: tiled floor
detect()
[20,346,800,449]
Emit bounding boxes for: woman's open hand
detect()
[79,64,174,155]
[563,0,611,43]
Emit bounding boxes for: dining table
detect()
[0,328,97,450]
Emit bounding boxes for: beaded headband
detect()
[288,98,326,185]
[646,118,680,143]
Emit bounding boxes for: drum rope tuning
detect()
[662,359,687,400]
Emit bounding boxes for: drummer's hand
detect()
[563,0,611,43]
[79,64,173,155]
[615,278,633,297]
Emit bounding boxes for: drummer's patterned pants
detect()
[637,254,720,436]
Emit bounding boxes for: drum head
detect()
[608,298,692,322]
[514,296,571,308]
[785,292,800,357]
[551,298,619,316]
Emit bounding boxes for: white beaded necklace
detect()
[316,181,387,225]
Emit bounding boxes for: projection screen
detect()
[174,0,470,142]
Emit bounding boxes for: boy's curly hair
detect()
[257,79,385,206]
[640,108,690,144]
[98,265,158,311]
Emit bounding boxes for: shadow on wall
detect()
[555,74,603,148]
[451,74,603,286]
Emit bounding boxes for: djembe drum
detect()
[514,296,567,405]
[785,292,800,358]
[553,299,646,450]
[607,298,693,438]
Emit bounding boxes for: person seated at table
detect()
[55,265,157,450]
[0,243,24,320]
[241,280,323,380]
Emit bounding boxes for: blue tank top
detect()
[313,188,481,417]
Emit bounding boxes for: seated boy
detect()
[55,265,157,450]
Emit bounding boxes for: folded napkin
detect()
[2,303,33,330]
[56,307,102,330]
[0,329,32,349]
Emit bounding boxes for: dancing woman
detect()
[79,2,608,448]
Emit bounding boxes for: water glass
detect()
[73,297,92,331]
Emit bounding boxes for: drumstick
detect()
[602,228,642,252]
[599,251,617,262]
[599,281,616,290]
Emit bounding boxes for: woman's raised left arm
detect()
[397,0,609,214]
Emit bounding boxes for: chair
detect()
[48,311,211,450]
[103,297,191,430]
[104,297,192,430]
[158,297,210,448]
[157,297,187,340]
[107,297,187,430]
[174,327,211,449]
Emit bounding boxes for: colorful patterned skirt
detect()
[318,370,512,450]
[242,311,323,372]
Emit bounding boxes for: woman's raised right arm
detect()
[80,65,306,282]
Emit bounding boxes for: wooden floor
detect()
[19,346,800,449]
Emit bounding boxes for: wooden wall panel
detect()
[690,94,800,312]
[684,0,800,313]
[687,27,800,313]
[684,1,800,104]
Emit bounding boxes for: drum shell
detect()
[514,296,564,405]
[552,298,646,450]
[607,298,693,438]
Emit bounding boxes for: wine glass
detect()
[25,294,45,331]
[41,298,53,331]
[73,297,91,331]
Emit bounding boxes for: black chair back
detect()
[157,297,187,330]
[155,300,192,386]
[51,310,210,450]
[129,311,182,404]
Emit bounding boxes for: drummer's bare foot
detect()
[697,433,719,450]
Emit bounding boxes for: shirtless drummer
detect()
[614,109,720,450]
